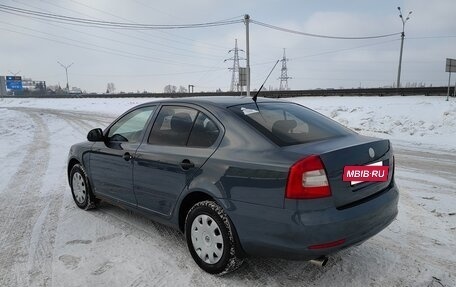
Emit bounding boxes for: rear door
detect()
[133,105,222,216]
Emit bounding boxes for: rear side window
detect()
[148,106,220,148]
[228,102,353,146]
[187,112,220,148]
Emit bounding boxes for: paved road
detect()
[0,107,454,287]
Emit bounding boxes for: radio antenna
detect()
[253,59,280,102]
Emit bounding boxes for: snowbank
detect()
[1,95,455,151]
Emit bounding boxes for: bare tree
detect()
[178,85,188,93]
[164,84,177,93]
[106,82,116,94]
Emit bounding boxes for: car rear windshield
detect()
[228,102,354,146]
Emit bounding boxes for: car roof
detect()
[144,96,289,108]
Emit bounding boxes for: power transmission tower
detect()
[279,48,291,90]
[225,39,245,92]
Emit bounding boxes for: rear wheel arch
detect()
[178,191,247,258]
[178,191,214,233]
[185,200,244,274]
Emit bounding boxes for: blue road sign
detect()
[6,76,23,90]
[6,81,23,90]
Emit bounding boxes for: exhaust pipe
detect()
[309,256,328,267]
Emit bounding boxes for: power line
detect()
[193,60,229,91]
[0,4,243,29]
[0,25,222,68]
[71,68,227,78]
[292,39,399,60]
[251,19,401,40]
[407,35,456,39]
[66,0,231,52]
[7,0,234,65]
[6,2,222,61]
[250,39,398,67]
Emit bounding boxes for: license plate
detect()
[343,161,389,185]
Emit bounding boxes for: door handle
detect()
[123,152,133,161]
[180,159,195,170]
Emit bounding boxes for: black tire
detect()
[69,164,97,210]
[185,200,244,275]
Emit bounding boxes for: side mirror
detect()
[87,128,104,142]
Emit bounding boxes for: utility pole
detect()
[225,39,245,92]
[279,48,291,90]
[244,14,251,97]
[453,78,456,99]
[57,61,74,91]
[396,7,412,88]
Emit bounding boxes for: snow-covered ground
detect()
[0,96,455,287]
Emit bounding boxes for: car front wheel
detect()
[185,200,243,275]
[69,164,97,210]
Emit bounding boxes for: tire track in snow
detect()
[0,108,107,287]
[0,111,51,287]
[23,109,111,286]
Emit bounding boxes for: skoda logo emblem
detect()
[369,148,375,158]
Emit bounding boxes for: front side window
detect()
[228,102,353,146]
[107,106,155,143]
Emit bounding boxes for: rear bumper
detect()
[225,183,398,260]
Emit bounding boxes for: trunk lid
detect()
[283,134,393,208]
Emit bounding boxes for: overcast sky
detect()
[1,0,455,93]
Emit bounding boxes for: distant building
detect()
[0,76,6,97]
[22,78,46,92]
[69,87,82,94]
[0,75,46,96]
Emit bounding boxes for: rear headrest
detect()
[171,112,192,133]
[205,120,217,132]
[272,119,297,134]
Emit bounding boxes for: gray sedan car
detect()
[67,96,398,274]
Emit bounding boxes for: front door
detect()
[89,105,156,205]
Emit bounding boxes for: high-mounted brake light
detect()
[286,155,331,199]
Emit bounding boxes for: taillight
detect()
[285,155,331,199]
